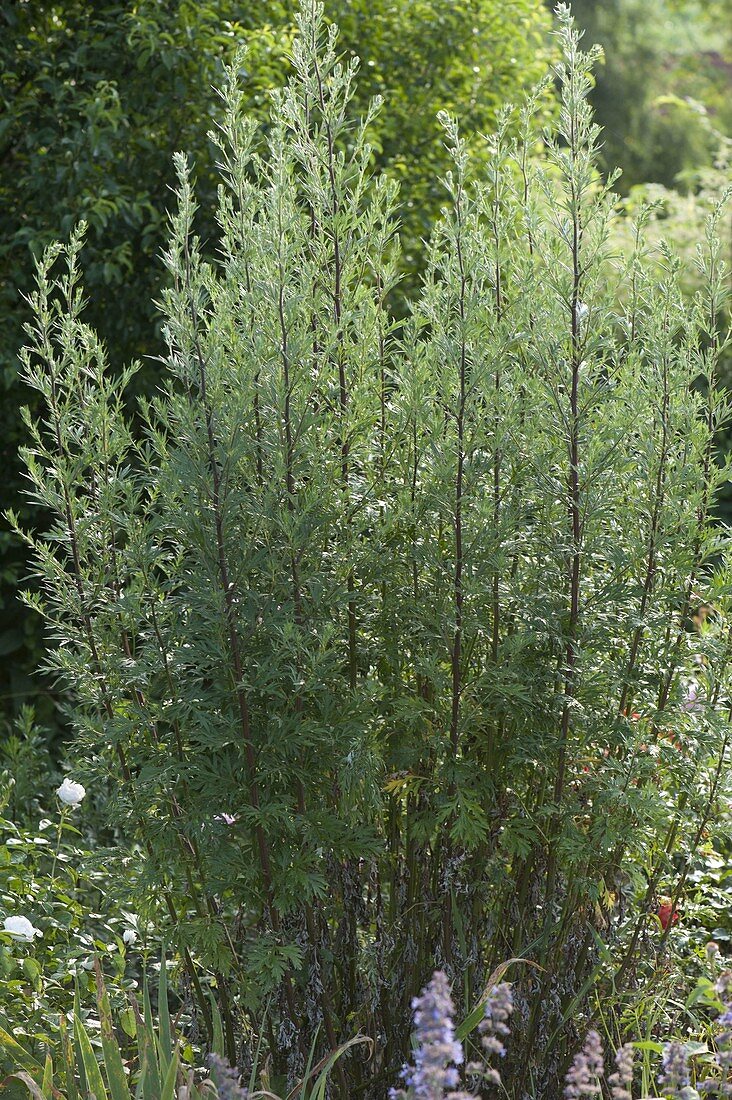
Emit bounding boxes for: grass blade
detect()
[159,1052,179,1100]
[94,959,129,1100]
[299,1035,372,1100]
[158,949,173,1073]
[134,1055,147,1100]
[41,1053,54,1100]
[456,957,543,1042]
[1,1071,47,1100]
[208,994,225,1059]
[131,995,160,1100]
[73,1007,108,1100]
[72,986,87,1100]
[298,1027,320,1100]
[0,1027,44,1075]
[248,999,271,1094]
[59,1015,78,1100]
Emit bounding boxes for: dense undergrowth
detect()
[1,2,731,1097]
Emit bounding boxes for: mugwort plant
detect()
[12,0,731,1094]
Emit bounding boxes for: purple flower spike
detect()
[391,970,476,1100]
[207,1054,249,1100]
[608,1044,634,1100]
[658,1041,690,1098]
[700,973,732,1096]
[716,972,732,1028]
[565,1031,604,1099]
[474,982,513,1086]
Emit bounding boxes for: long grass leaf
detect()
[1,1071,47,1100]
[456,958,544,1042]
[302,1035,372,1100]
[159,1052,179,1100]
[158,948,173,1072]
[0,1027,43,1074]
[41,1053,54,1100]
[208,994,225,1059]
[59,1015,78,1100]
[298,1027,320,1100]
[248,999,272,1094]
[94,959,129,1100]
[72,986,87,1100]
[143,972,162,1093]
[131,995,160,1100]
[142,974,156,1068]
[73,1009,108,1100]
[1,1066,66,1100]
[134,1056,147,1100]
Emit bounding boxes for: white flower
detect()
[56,778,86,807]
[122,929,137,946]
[3,915,42,942]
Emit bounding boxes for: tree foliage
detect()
[566,0,732,192]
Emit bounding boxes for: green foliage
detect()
[0,0,255,735]
[1,952,367,1100]
[0,785,139,1071]
[2,956,194,1100]
[567,0,732,192]
[610,154,732,521]
[322,0,552,275]
[0,708,55,826]
[11,3,732,1096]
[0,0,551,741]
